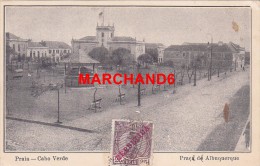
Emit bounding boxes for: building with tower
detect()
[71,23,145,61]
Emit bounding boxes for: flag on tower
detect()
[99,11,104,25]
[99,12,103,18]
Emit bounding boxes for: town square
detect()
[5,7,250,152]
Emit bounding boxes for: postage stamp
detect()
[111,119,154,166]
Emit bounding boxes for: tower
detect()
[96,23,115,48]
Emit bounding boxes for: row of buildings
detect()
[6,32,72,63]
[71,23,248,70]
[163,41,247,70]
[6,27,248,71]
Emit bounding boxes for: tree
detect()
[145,47,158,63]
[137,53,153,66]
[163,60,174,68]
[40,40,47,47]
[111,48,134,68]
[191,55,202,86]
[6,45,17,64]
[186,66,194,84]
[88,47,109,63]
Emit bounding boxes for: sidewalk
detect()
[235,119,250,152]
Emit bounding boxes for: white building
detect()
[145,43,165,63]
[44,41,72,62]
[228,42,246,70]
[27,42,48,61]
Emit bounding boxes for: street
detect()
[6,69,250,151]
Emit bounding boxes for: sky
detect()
[6,7,251,51]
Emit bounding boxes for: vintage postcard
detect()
[0,1,259,166]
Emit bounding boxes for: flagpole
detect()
[102,9,105,26]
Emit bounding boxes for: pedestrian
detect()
[243,122,250,149]
[223,103,229,123]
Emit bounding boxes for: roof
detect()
[96,25,115,31]
[111,36,136,42]
[44,41,71,49]
[6,32,27,41]
[70,49,100,64]
[79,36,97,41]
[70,55,100,64]
[28,42,47,48]
[228,42,245,52]
[165,43,232,52]
[145,43,164,48]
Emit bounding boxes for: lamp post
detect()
[193,61,197,86]
[55,83,62,124]
[207,33,213,81]
[137,63,141,107]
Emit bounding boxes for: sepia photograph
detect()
[4,6,251,153]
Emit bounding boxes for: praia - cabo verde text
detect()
[15,156,68,161]
[78,73,175,85]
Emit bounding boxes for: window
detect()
[30,51,32,56]
[64,50,67,53]
[111,33,113,38]
[13,44,15,50]
[102,32,104,37]
[18,44,20,51]
[38,51,40,56]
[183,52,185,57]
[49,50,52,54]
